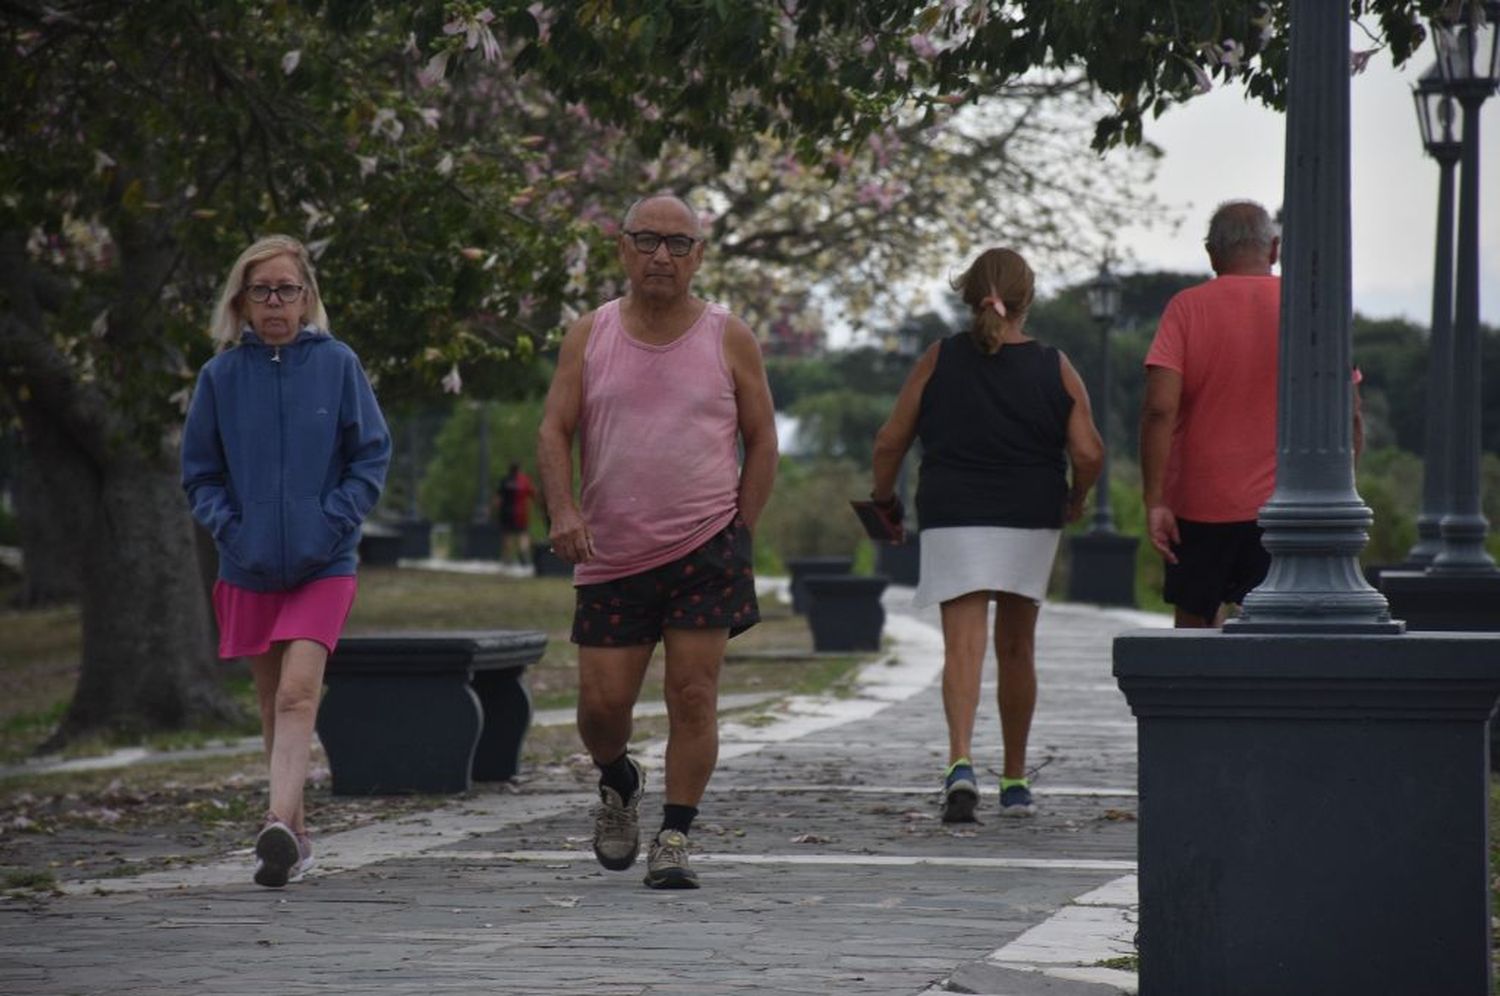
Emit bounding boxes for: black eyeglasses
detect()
[623,231,699,257]
[245,283,306,304]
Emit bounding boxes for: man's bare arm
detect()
[724,316,778,531]
[1140,364,1184,561]
[536,311,596,563]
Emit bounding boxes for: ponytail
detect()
[952,248,1035,355]
[970,309,1006,354]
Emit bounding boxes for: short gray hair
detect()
[621,193,702,236]
[1205,200,1277,255]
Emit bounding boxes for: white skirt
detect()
[910,526,1062,609]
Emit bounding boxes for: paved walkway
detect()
[0,587,1164,996]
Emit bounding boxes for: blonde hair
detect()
[951,247,1035,354]
[209,235,329,348]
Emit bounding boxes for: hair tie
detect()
[979,295,1007,318]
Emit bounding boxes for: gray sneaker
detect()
[253,819,299,888]
[643,829,699,890]
[592,757,645,871]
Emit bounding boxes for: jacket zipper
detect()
[274,345,287,588]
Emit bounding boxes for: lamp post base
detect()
[1115,630,1500,995]
[1067,531,1139,607]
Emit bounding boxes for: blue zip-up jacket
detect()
[181,326,391,592]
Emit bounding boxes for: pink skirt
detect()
[212,576,358,659]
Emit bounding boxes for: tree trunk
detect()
[45,439,243,747]
[11,408,86,607]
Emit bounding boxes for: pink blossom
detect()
[417,51,450,89]
[909,33,938,59]
[528,3,554,43]
[441,364,463,395]
[444,10,501,63]
[1188,60,1213,94]
[281,50,301,75]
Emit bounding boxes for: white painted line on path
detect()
[714,784,1136,798]
[413,849,1139,873]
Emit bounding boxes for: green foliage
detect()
[790,390,896,466]
[758,458,868,563]
[434,1,1435,158]
[418,400,546,524]
[1355,447,1423,565]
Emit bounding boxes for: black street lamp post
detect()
[1431,1,1499,574]
[1402,66,1462,567]
[1066,262,1137,606]
[1085,263,1122,534]
[1382,1,1500,629]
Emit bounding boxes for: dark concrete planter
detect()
[357,524,402,567]
[1115,629,1500,995]
[876,534,920,587]
[397,518,432,559]
[1379,570,1500,632]
[1380,569,1500,770]
[318,629,545,795]
[1067,531,1139,607]
[804,575,888,652]
[786,556,853,614]
[532,542,573,578]
[458,522,501,560]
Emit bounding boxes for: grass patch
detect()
[3,869,57,892]
[1094,955,1139,972]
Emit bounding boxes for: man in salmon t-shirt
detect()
[1140,200,1281,628]
[536,193,778,889]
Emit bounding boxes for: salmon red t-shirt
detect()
[1144,275,1280,523]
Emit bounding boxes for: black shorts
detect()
[571,517,760,647]
[1162,518,1270,621]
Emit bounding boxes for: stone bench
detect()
[316,629,546,795]
[357,523,403,566]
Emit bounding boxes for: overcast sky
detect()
[1102,44,1500,328]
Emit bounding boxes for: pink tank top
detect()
[575,298,740,584]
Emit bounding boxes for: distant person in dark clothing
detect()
[869,247,1103,823]
[495,462,536,566]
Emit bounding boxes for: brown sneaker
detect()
[591,757,645,871]
[643,830,699,890]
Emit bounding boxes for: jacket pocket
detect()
[284,495,342,580]
[225,500,279,578]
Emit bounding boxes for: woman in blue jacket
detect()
[182,235,390,888]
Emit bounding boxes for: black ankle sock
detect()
[661,804,697,835]
[596,752,638,799]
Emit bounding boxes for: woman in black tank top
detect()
[866,248,1104,822]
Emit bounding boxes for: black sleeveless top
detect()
[915,334,1074,529]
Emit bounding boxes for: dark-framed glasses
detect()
[245,283,306,304]
[623,230,699,257]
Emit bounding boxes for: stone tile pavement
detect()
[0,585,1166,995]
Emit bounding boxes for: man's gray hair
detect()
[621,193,702,235]
[1205,200,1278,255]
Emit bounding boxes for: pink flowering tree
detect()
[0,0,1436,743]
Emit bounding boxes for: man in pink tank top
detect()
[1140,200,1281,628]
[537,193,778,889]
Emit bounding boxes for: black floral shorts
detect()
[571,517,760,647]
